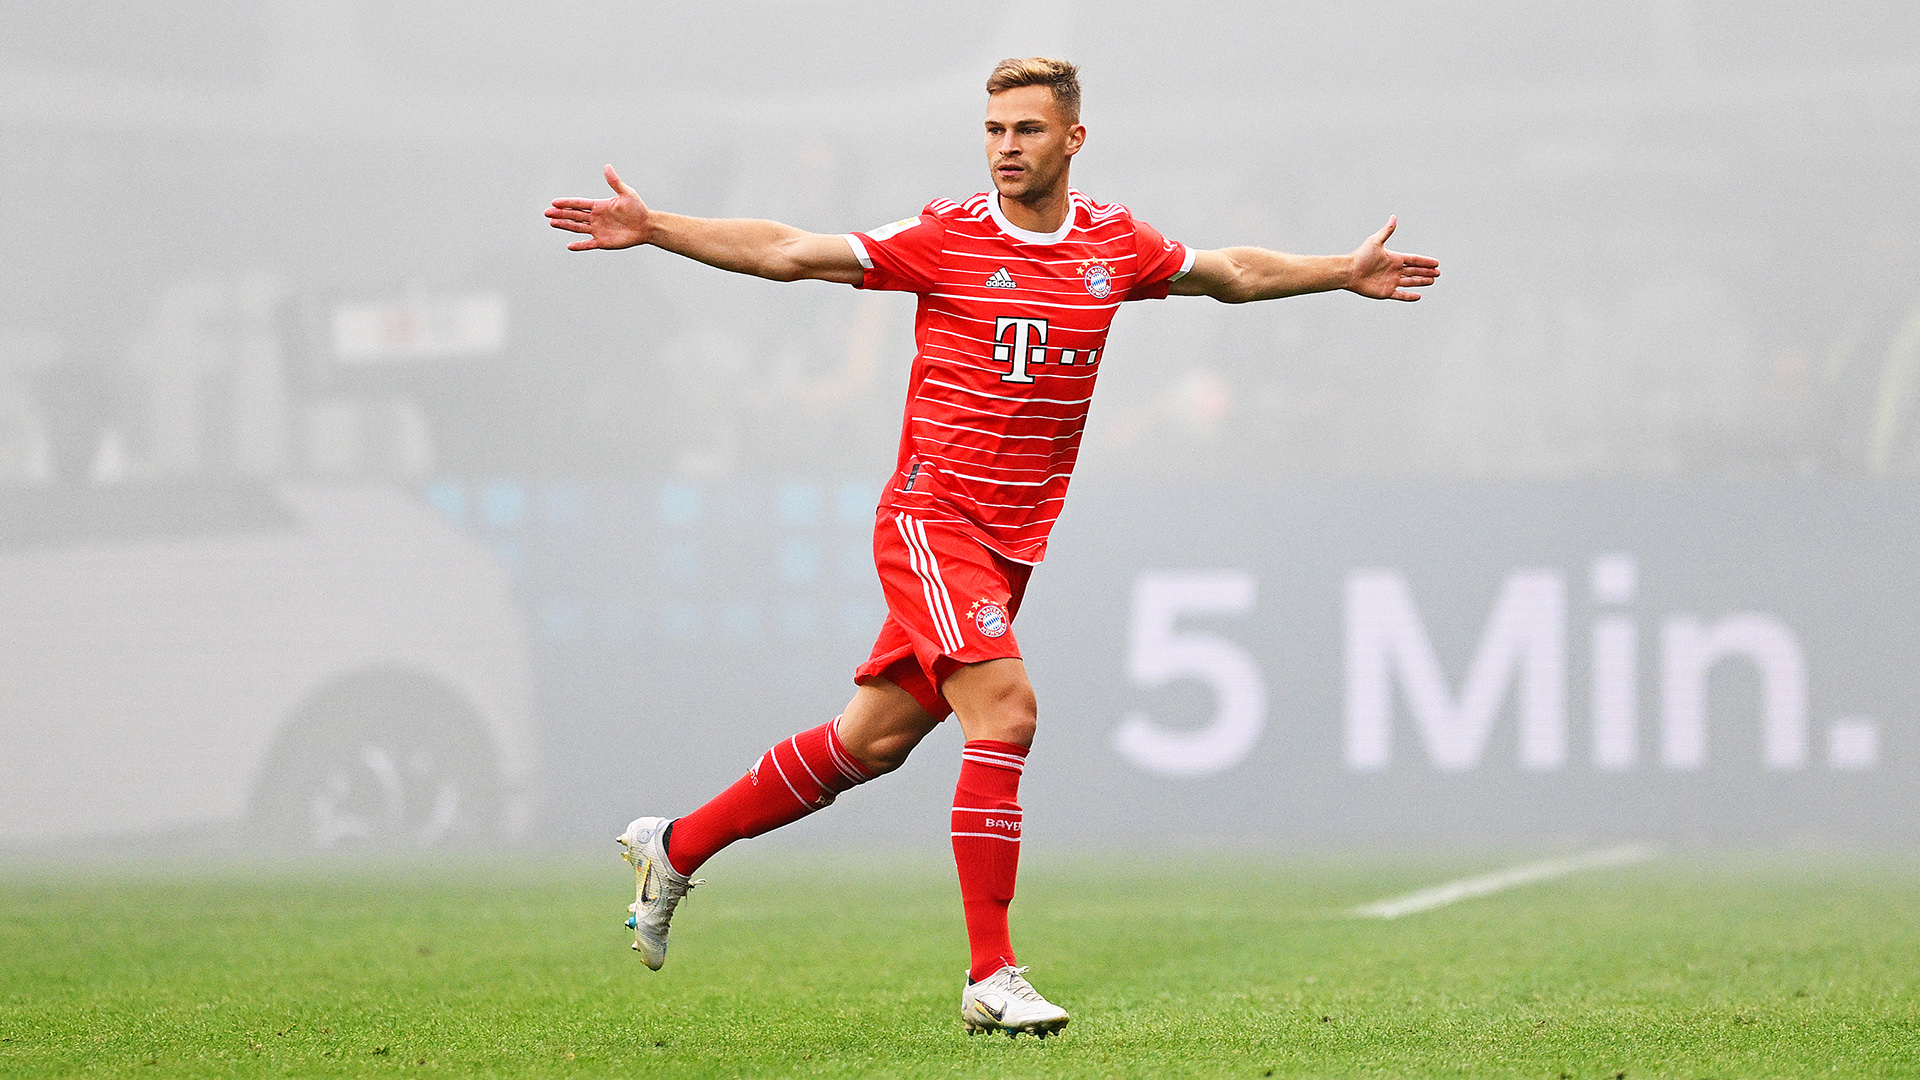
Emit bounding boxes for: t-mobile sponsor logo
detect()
[1116,558,1881,778]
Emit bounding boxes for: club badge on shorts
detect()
[968,599,1010,638]
[1081,259,1113,299]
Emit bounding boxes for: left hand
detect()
[1346,216,1440,301]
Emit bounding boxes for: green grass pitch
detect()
[2,851,1916,1078]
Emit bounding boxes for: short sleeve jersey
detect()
[846,189,1193,564]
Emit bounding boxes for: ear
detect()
[1065,123,1087,157]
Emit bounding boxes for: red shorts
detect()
[854,511,1033,720]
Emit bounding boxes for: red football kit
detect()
[844,190,1193,716]
[659,187,1192,987]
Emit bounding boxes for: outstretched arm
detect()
[545,165,865,285]
[1169,216,1439,303]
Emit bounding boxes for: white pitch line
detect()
[1350,843,1662,919]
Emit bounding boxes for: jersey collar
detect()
[988,190,1082,245]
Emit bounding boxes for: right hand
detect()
[545,165,651,251]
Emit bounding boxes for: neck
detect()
[997,181,1071,234]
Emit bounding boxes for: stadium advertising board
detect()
[1015,481,1918,845]
[491,478,1917,849]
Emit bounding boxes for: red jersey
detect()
[846,190,1193,563]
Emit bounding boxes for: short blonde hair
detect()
[986,57,1081,123]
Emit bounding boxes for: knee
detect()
[975,681,1038,748]
[846,730,916,776]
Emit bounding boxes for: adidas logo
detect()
[984,267,1017,289]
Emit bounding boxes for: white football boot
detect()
[961,965,1071,1038]
[618,816,702,970]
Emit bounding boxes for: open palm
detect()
[1348,216,1440,302]
[545,165,651,251]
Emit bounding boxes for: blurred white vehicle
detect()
[0,482,536,849]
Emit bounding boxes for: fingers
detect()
[567,238,602,251]
[545,204,595,235]
[550,197,598,211]
[604,163,637,197]
[1386,271,1436,300]
[1369,215,1397,246]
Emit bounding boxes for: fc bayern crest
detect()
[1082,261,1112,299]
[972,601,1009,638]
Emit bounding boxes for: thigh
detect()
[941,657,1038,747]
[836,678,941,774]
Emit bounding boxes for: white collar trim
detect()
[988,190,1079,245]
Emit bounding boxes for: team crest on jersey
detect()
[1081,259,1113,298]
[968,600,1010,638]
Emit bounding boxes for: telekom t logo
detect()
[993,317,1048,384]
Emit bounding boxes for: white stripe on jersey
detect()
[921,377,1094,407]
[923,341,1105,370]
[921,352,1099,385]
[925,316,1115,344]
[928,292,1122,312]
[956,494,1068,511]
[949,831,1022,842]
[916,442,1064,465]
[962,513,1065,531]
[929,324,1112,347]
[937,248,1141,266]
[912,416,1085,442]
[942,469,1078,489]
[916,398,1089,430]
[916,449,1067,474]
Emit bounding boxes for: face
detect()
[983,85,1085,204]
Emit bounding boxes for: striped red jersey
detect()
[846,190,1193,563]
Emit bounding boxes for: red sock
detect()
[951,739,1029,983]
[664,717,872,875]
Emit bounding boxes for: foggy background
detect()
[2,1,1916,854]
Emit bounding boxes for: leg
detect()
[664,680,932,877]
[943,658,1037,748]
[835,678,943,774]
[617,682,932,971]
[942,657,1067,1036]
[862,513,1065,1033]
[940,659,1039,982]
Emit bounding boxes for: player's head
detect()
[984,57,1086,205]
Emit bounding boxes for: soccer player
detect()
[545,57,1438,1037]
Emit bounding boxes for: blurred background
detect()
[1,0,1916,854]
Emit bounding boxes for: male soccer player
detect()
[546,57,1438,1037]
